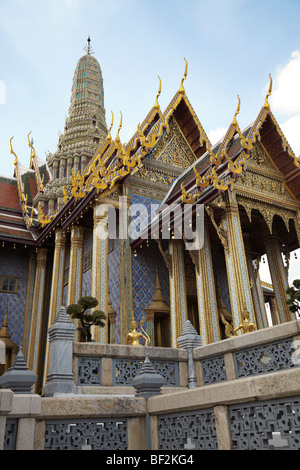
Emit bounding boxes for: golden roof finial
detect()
[9,137,18,166]
[154,76,162,109]
[264,74,273,110]
[115,111,123,143]
[179,58,188,94]
[233,95,241,126]
[107,111,114,142]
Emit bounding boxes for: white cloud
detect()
[270,50,300,115]
[280,115,300,156]
[208,127,227,146]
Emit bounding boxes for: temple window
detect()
[0,277,18,293]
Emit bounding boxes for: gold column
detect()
[48,228,67,324]
[92,202,109,343]
[195,224,221,344]
[119,194,133,345]
[27,248,48,374]
[108,312,117,343]
[221,193,256,332]
[168,240,188,347]
[67,225,84,307]
[243,234,268,330]
[264,234,293,323]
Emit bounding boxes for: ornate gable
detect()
[147,117,197,170]
[236,141,297,205]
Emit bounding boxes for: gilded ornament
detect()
[125,317,150,346]
[264,74,272,110]
[233,307,256,335]
[179,58,188,94]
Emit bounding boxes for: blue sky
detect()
[0,0,299,282]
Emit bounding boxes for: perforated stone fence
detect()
[1,320,300,450]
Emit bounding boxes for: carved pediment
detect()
[236,141,297,205]
[148,118,196,169]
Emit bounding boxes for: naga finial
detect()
[107,111,114,142]
[9,137,18,166]
[154,76,162,109]
[264,74,273,110]
[115,111,123,143]
[233,95,241,126]
[179,58,188,94]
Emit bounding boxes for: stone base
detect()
[43,376,76,397]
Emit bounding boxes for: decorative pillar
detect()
[195,223,221,345]
[43,306,76,397]
[244,234,268,330]
[92,202,109,343]
[177,320,202,389]
[221,193,256,332]
[27,248,48,375]
[59,159,66,179]
[264,234,293,323]
[168,240,188,347]
[119,194,133,345]
[67,225,84,307]
[42,228,67,388]
[49,229,67,325]
[23,250,37,358]
[66,157,73,178]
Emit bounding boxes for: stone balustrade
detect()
[1,320,300,450]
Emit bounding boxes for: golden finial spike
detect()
[115,111,123,143]
[154,76,162,109]
[233,95,241,126]
[10,137,18,165]
[264,74,273,110]
[107,111,114,142]
[27,130,32,147]
[179,58,188,94]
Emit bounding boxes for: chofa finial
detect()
[179,58,188,94]
[233,95,241,126]
[154,76,161,110]
[264,74,272,110]
[107,111,114,142]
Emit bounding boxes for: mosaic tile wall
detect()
[130,193,170,330]
[0,247,29,346]
[211,245,232,315]
[132,242,170,329]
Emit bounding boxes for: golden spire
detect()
[154,76,162,109]
[179,58,188,94]
[9,137,18,166]
[27,131,43,192]
[107,111,114,142]
[115,111,123,144]
[233,95,241,127]
[27,131,35,165]
[264,74,273,110]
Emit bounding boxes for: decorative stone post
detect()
[0,348,37,393]
[43,306,76,397]
[177,320,201,389]
[132,355,165,451]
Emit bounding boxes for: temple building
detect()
[0,40,299,394]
